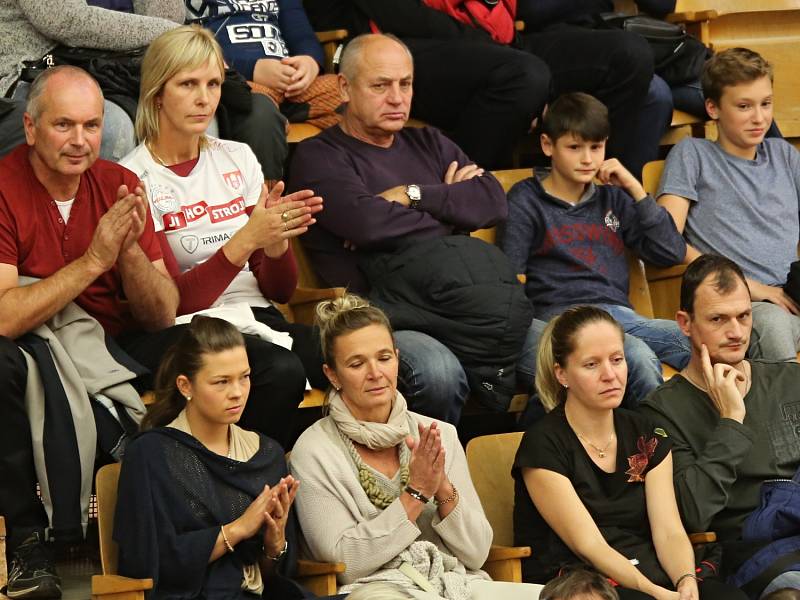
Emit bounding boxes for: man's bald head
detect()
[26,66,104,122]
[339,34,414,83]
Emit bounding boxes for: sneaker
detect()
[5,532,62,599]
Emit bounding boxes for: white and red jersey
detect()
[122,137,270,307]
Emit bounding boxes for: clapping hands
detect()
[406,422,447,499]
[229,475,300,558]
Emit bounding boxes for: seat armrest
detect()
[486,545,532,561]
[482,545,532,583]
[91,574,153,595]
[666,9,719,23]
[287,287,345,325]
[316,29,348,44]
[288,287,346,305]
[689,532,716,544]
[645,263,688,282]
[296,559,346,576]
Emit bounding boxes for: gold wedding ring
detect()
[281,211,290,222]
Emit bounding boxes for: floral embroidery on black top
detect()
[625,436,659,483]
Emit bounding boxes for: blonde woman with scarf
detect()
[289,294,540,600]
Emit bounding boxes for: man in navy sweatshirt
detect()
[288,33,509,424]
[501,92,689,408]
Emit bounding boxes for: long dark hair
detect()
[141,316,246,430]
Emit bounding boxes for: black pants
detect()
[227,93,289,181]
[0,336,48,558]
[251,306,327,391]
[116,324,305,449]
[406,38,551,169]
[521,25,657,177]
[617,578,749,600]
[0,99,26,160]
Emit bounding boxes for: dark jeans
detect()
[406,38,551,169]
[116,324,305,448]
[521,24,669,178]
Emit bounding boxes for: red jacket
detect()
[423,0,516,44]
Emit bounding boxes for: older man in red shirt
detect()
[0,65,178,599]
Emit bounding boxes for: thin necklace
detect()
[576,431,615,459]
[681,362,751,394]
[681,368,708,391]
[146,140,169,167]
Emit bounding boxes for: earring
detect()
[562,384,568,389]
[185,395,192,402]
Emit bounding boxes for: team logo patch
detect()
[150,184,179,214]
[223,170,244,191]
[180,235,199,254]
[604,210,620,232]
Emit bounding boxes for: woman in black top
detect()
[513,306,746,600]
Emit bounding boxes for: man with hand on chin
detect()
[640,254,800,596]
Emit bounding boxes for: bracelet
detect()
[404,484,431,505]
[220,525,235,554]
[266,539,288,561]
[674,572,698,588]
[434,485,458,507]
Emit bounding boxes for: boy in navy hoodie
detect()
[503,92,689,407]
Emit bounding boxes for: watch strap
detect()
[404,484,430,504]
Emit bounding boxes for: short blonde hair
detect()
[135,25,225,144]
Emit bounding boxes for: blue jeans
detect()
[394,330,469,425]
[517,305,690,411]
[631,74,674,178]
[748,301,800,362]
[761,570,800,597]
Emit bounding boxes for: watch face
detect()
[407,185,421,201]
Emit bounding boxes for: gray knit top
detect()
[0,0,185,96]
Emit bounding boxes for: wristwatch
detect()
[265,540,288,561]
[404,484,430,504]
[405,184,422,210]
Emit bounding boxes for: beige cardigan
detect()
[289,412,493,586]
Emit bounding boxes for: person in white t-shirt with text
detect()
[122,25,325,446]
